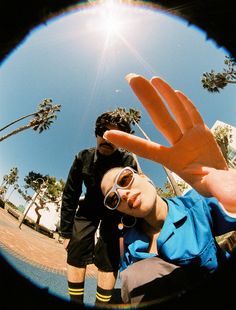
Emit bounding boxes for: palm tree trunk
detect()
[133,120,182,196]
[0,112,36,132]
[5,187,16,202]
[162,166,182,196]
[134,120,150,140]
[0,123,32,142]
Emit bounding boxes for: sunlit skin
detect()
[101,167,168,233]
[103,74,236,214]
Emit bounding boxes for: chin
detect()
[99,148,114,156]
[103,150,114,156]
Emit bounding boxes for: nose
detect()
[117,188,129,201]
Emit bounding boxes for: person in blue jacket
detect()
[100,73,236,303]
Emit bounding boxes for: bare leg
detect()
[95,270,118,304]
[67,264,86,282]
[67,264,86,303]
[97,270,117,289]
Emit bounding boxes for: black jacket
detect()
[60,147,138,238]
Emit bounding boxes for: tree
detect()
[19,171,65,229]
[24,172,64,203]
[24,171,47,191]
[17,187,31,206]
[0,99,61,142]
[201,56,236,93]
[213,124,232,164]
[0,185,7,198]
[0,167,19,200]
[19,172,47,229]
[45,177,65,207]
[5,184,19,202]
[0,175,8,198]
[0,174,8,187]
[6,167,19,186]
[32,177,65,230]
[113,107,182,196]
[157,180,189,199]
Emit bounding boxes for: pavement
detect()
[0,207,98,275]
[0,207,122,307]
[1,207,236,309]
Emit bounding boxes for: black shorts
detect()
[66,213,121,272]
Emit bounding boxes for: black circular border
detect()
[1,0,235,64]
[1,1,235,309]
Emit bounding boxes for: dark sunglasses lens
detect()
[106,192,119,209]
[117,169,133,187]
[96,127,108,137]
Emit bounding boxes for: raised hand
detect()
[103,74,228,197]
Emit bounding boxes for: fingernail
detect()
[103,132,108,140]
[125,73,139,83]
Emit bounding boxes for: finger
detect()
[103,130,169,164]
[175,91,204,125]
[126,73,182,145]
[151,77,193,133]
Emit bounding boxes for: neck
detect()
[143,195,168,234]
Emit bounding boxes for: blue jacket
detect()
[121,189,236,273]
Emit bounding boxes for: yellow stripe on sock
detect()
[96,295,111,302]
[96,292,112,302]
[68,288,84,295]
[69,291,84,296]
[69,288,84,292]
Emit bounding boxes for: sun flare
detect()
[95,0,129,37]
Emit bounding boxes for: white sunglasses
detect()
[104,167,135,210]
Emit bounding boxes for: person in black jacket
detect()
[60,110,139,305]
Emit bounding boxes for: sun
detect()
[95,0,128,37]
[100,14,123,36]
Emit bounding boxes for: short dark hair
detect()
[95,111,132,136]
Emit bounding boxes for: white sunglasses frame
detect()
[104,167,135,210]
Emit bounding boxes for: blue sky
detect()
[1,1,235,205]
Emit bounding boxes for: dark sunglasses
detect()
[95,126,109,137]
[104,167,135,210]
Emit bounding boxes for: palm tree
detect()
[0,175,8,198]
[6,167,19,185]
[1,167,19,200]
[5,184,19,202]
[213,124,232,164]
[114,107,182,196]
[17,187,31,204]
[0,99,61,142]
[201,56,236,93]
[0,175,8,187]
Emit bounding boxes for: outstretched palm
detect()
[104,74,228,197]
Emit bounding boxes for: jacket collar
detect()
[157,197,188,249]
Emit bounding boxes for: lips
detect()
[100,143,114,150]
[128,192,141,209]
